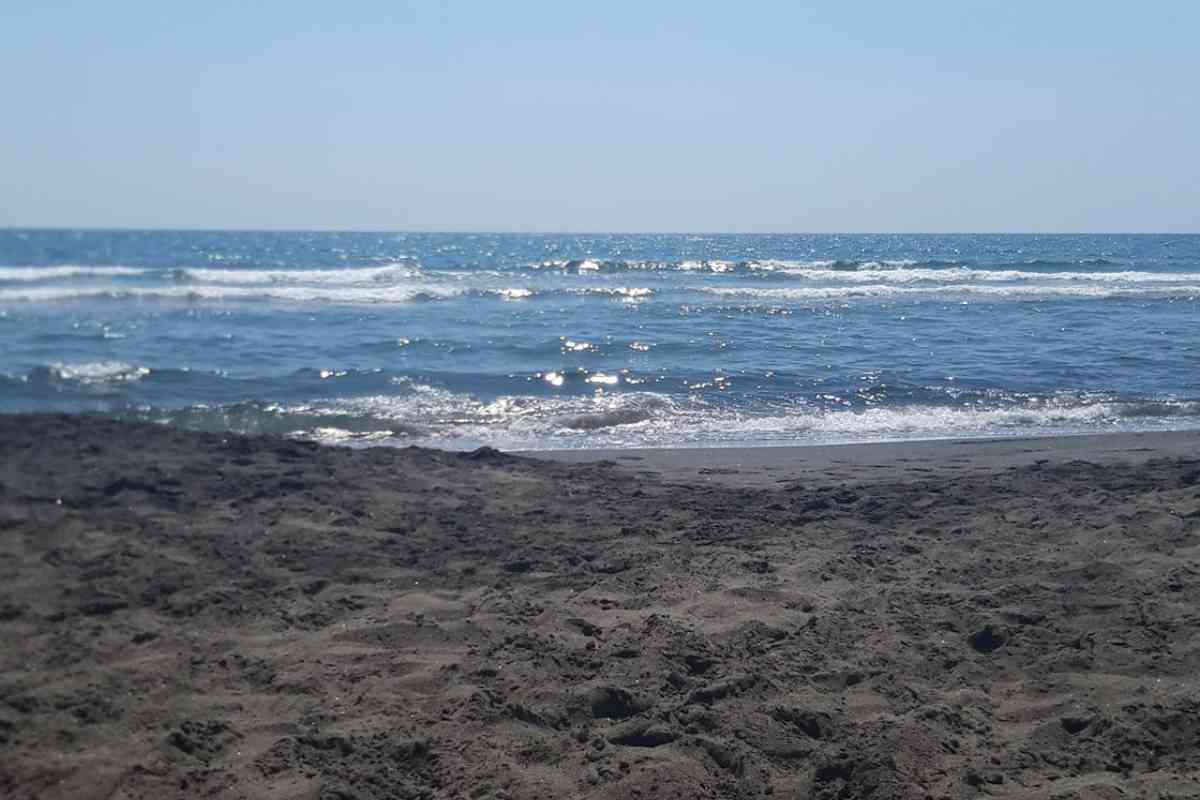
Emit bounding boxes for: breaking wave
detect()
[700,284,1200,300]
[34,361,152,384]
[0,265,150,282]
[174,263,423,285]
[1,255,1193,308]
[526,257,1122,274]
[6,232,1200,451]
[0,284,665,305]
[0,285,466,304]
[765,267,1200,284]
[104,386,1200,451]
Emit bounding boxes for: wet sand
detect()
[529,429,1200,488]
[2,416,1199,799]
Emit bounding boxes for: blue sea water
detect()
[1,230,1198,450]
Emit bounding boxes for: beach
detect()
[2,415,1199,799]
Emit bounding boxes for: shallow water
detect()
[2,230,1198,449]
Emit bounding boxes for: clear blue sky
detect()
[3,2,1197,232]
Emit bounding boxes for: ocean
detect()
[1,230,1197,450]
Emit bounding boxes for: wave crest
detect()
[700,285,1200,300]
[0,285,467,304]
[0,266,149,282]
[48,361,150,383]
[526,257,1124,274]
[176,263,422,285]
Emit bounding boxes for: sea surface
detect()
[1,230,1198,450]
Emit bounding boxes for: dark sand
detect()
[2,417,1199,799]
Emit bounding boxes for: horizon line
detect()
[2,226,1197,237]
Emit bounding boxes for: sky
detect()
[2,2,1197,232]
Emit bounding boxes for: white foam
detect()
[0,265,149,282]
[286,427,399,444]
[747,259,915,271]
[531,259,750,273]
[582,287,655,298]
[521,258,1200,284]
[0,284,467,304]
[700,284,1200,300]
[768,266,1200,284]
[790,402,1119,434]
[532,258,912,273]
[50,361,150,383]
[664,397,1200,445]
[272,387,675,443]
[679,260,738,272]
[179,263,422,285]
[157,383,1200,451]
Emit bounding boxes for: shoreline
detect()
[527,428,1200,486]
[3,415,1199,798]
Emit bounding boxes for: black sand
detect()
[2,416,1199,799]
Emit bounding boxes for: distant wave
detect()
[582,286,655,298]
[0,256,1192,307]
[0,255,1144,291]
[0,265,149,282]
[528,258,921,273]
[767,267,1200,284]
[700,285,1200,300]
[526,257,1122,274]
[5,280,1196,305]
[0,284,660,305]
[41,361,151,383]
[168,262,1177,288]
[996,258,1118,268]
[0,285,468,304]
[175,263,422,285]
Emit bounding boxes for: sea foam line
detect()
[526,257,1123,274]
[0,285,468,304]
[5,282,1196,305]
[0,265,150,282]
[177,263,422,285]
[48,361,151,383]
[769,267,1200,284]
[135,390,1200,451]
[0,284,659,304]
[699,285,1200,300]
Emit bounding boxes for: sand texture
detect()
[2,416,1200,799]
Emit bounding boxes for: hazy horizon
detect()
[3,226,1199,235]
[2,225,1200,235]
[4,2,1197,233]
